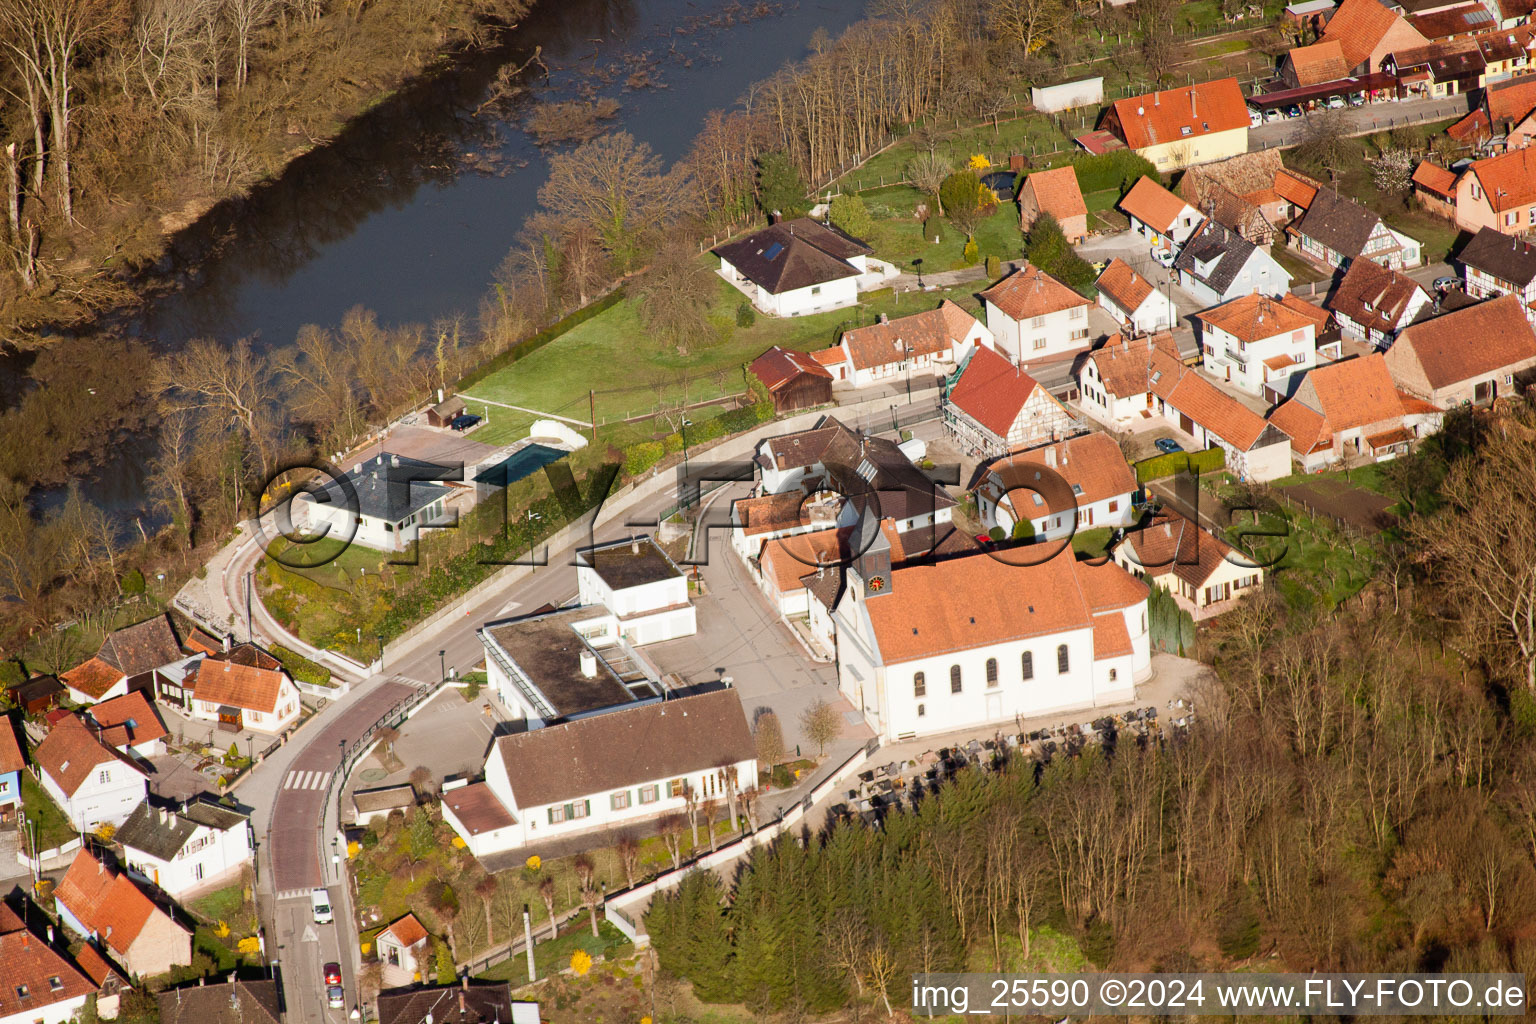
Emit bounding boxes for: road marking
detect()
[310,771,329,790]
[303,924,318,943]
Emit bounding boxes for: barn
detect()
[749,346,834,413]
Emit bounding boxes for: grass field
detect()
[859,184,1026,270]
[20,770,76,852]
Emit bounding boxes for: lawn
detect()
[1072,526,1115,559]
[1225,503,1376,609]
[474,919,632,982]
[189,881,259,938]
[859,184,1025,271]
[20,770,76,852]
[840,115,1078,193]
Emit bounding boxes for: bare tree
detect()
[633,240,716,356]
[155,336,279,479]
[905,153,952,212]
[573,855,601,938]
[537,875,558,939]
[754,709,786,769]
[616,834,641,888]
[537,132,682,270]
[656,812,687,870]
[800,697,843,758]
[682,782,700,848]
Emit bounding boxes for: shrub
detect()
[121,568,145,595]
[273,645,333,687]
[570,949,593,976]
[984,255,999,279]
[1071,150,1161,196]
[988,526,1005,542]
[0,659,26,689]
[662,432,685,454]
[735,302,756,328]
[962,237,979,264]
[1133,446,1226,484]
[624,441,665,477]
[1011,518,1035,540]
[828,194,874,240]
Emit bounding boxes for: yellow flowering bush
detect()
[570,949,593,976]
[525,854,541,871]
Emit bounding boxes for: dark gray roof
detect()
[761,416,957,521]
[480,608,644,719]
[156,980,281,1024]
[1327,256,1429,334]
[98,615,183,676]
[712,218,870,295]
[377,984,516,1024]
[1173,220,1259,294]
[116,800,248,861]
[579,538,683,590]
[1458,226,1536,287]
[317,453,452,524]
[1293,188,1383,259]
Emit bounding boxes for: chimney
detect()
[1060,445,1068,467]
[222,635,231,654]
[461,976,469,992]
[878,312,889,324]
[631,537,640,555]
[390,454,399,468]
[579,651,598,679]
[1190,86,1197,116]
[46,925,53,945]
[199,976,205,987]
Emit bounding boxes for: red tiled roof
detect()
[864,546,1146,662]
[1269,353,1408,453]
[1091,614,1134,659]
[809,348,847,367]
[1322,0,1426,68]
[0,911,97,1017]
[1287,39,1351,84]
[33,717,134,798]
[0,721,22,776]
[749,347,833,391]
[1109,78,1248,150]
[1469,146,1536,212]
[55,850,165,956]
[732,492,816,538]
[378,914,430,949]
[89,692,168,750]
[1411,160,1459,197]
[1096,258,1156,313]
[946,346,1047,438]
[190,660,290,714]
[839,301,982,371]
[1160,369,1273,450]
[979,263,1089,322]
[183,631,223,657]
[1081,332,1184,399]
[989,433,1138,518]
[1390,294,1536,388]
[1021,166,1087,223]
[1196,292,1318,343]
[1119,176,1195,233]
[71,943,125,987]
[760,528,849,593]
[1273,168,1320,208]
[60,658,123,701]
[1120,512,1244,590]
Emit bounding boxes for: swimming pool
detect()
[474,442,572,490]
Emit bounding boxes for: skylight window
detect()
[48,978,62,992]
[1180,126,1193,136]
[16,985,28,999]
[763,242,784,261]
[856,459,878,482]
[1072,484,1084,496]
[1031,493,1044,506]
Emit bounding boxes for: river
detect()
[66,0,871,518]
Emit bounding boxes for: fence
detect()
[15,836,81,873]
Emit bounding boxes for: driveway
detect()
[1249,94,1471,149]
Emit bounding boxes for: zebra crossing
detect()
[283,769,331,791]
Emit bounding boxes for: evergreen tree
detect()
[756,151,809,219]
[828,194,874,240]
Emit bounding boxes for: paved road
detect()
[1249,94,1471,149]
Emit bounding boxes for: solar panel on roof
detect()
[763,242,784,261]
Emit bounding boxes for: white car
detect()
[311,888,333,925]
[1326,95,1346,109]
[1249,108,1263,127]
[1153,247,1176,268]
[1264,108,1284,123]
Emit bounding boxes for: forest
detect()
[646,400,1536,1019]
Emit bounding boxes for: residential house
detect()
[713,218,881,317]
[1196,292,1327,394]
[1173,219,1293,307]
[1327,256,1433,345]
[54,849,192,978]
[1120,176,1205,257]
[1385,38,1488,97]
[86,692,168,760]
[1100,78,1249,171]
[7,676,64,715]
[72,943,126,1021]
[1385,293,1536,403]
[1113,512,1265,620]
[62,616,185,706]
[972,432,1139,539]
[1448,74,1536,147]
[187,657,300,735]
[0,899,97,1024]
[375,913,431,987]
[0,720,20,820]
[1018,166,1088,242]
[478,606,664,730]
[1076,331,1185,424]
[1320,0,1429,72]
[440,688,757,856]
[756,527,852,618]
[818,300,993,389]
[115,800,253,899]
[575,536,696,646]
[1406,2,1497,41]
[377,984,536,1024]
[1291,187,1423,269]
[832,534,1150,743]
[32,716,147,832]
[1176,151,1319,246]
[943,346,1077,458]
[1281,39,1353,86]
[1268,353,1445,469]
[1096,258,1178,334]
[748,347,832,412]
[156,979,281,1024]
[750,416,958,531]
[1458,226,1536,318]
[301,452,452,553]
[1412,161,1460,218]
[979,263,1093,362]
[1454,146,1536,233]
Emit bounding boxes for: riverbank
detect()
[0,0,535,344]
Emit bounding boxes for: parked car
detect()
[1348,93,1366,106]
[311,888,332,925]
[324,963,341,987]
[449,413,481,432]
[1264,108,1284,123]
[1153,247,1175,268]
[1433,276,1462,292]
[1326,95,1346,109]
[1154,438,1184,455]
[327,986,345,1010]
[1284,104,1303,119]
[1248,107,1263,127]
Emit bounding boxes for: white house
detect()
[479,606,664,729]
[1095,258,1177,335]
[115,800,253,899]
[0,902,96,1024]
[188,657,300,735]
[979,263,1094,362]
[973,432,1139,539]
[832,531,1151,743]
[943,346,1077,458]
[33,717,147,832]
[1173,220,1292,308]
[1292,187,1422,271]
[1195,292,1327,395]
[54,850,192,978]
[1114,512,1266,620]
[816,300,993,388]
[440,688,758,856]
[1118,176,1204,258]
[61,615,187,707]
[713,218,885,317]
[87,692,168,760]
[751,416,958,533]
[301,452,452,553]
[575,537,696,646]
[1327,256,1432,347]
[754,526,849,618]
[375,914,431,988]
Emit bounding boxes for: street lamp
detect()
[525,509,543,570]
[376,635,384,671]
[913,257,924,288]
[680,417,694,507]
[439,650,446,683]
[894,340,914,405]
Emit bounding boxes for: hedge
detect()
[272,645,334,688]
[1071,151,1162,196]
[1134,446,1226,484]
[624,441,665,476]
[456,288,627,392]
